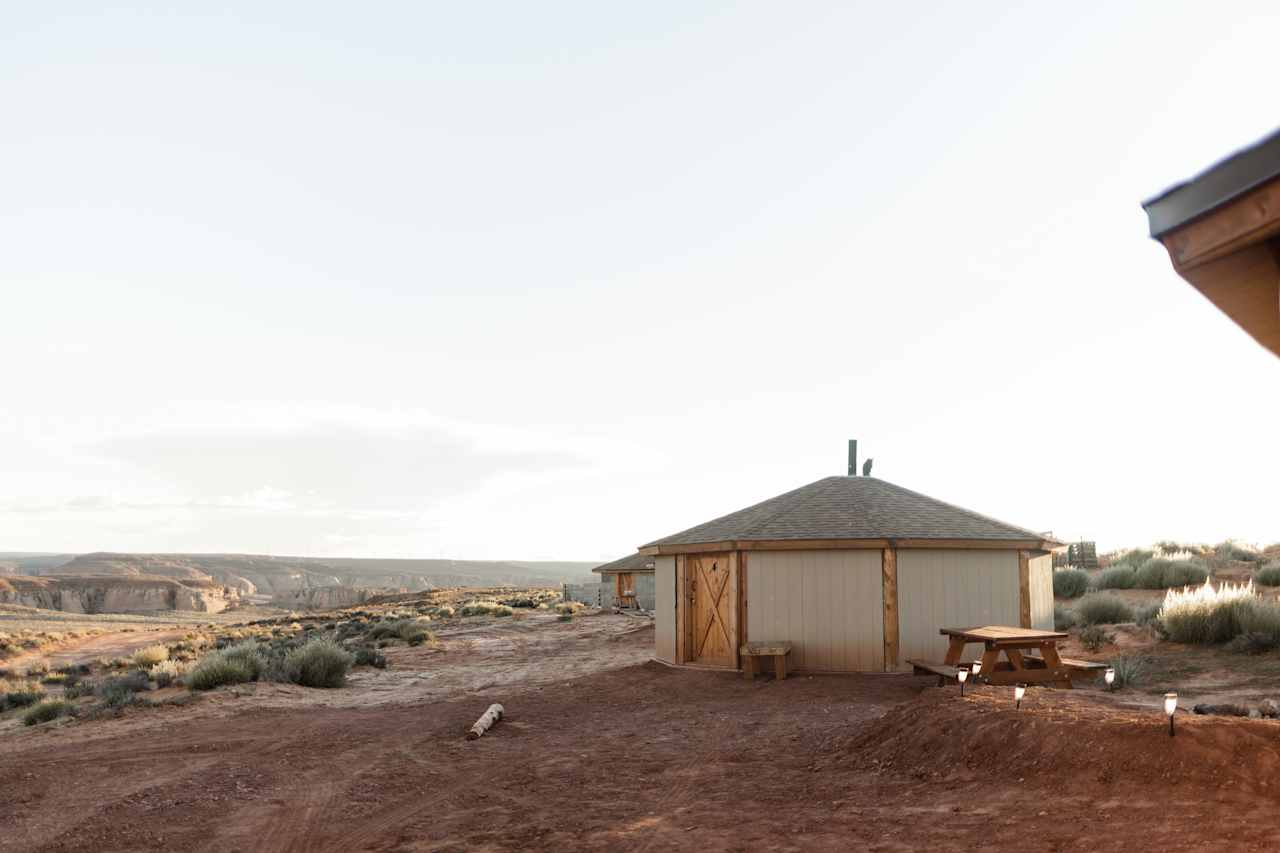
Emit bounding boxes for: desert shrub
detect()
[187,643,263,691]
[1136,602,1163,626]
[555,602,584,615]
[41,673,67,685]
[460,602,511,618]
[1133,558,1209,590]
[131,645,169,669]
[1215,540,1261,562]
[149,660,187,688]
[1111,548,1154,569]
[1155,541,1205,556]
[1255,565,1280,587]
[1158,579,1258,644]
[1108,655,1146,689]
[1075,594,1134,626]
[282,639,353,688]
[23,699,75,726]
[63,680,97,699]
[1093,566,1136,590]
[352,646,387,669]
[1079,625,1112,652]
[23,661,49,678]
[1052,569,1089,599]
[5,683,45,708]
[1228,632,1280,655]
[434,606,455,619]
[1163,559,1210,588]
[97,672,149,708]
[1053,603,1077,631]
[367,619,434,646]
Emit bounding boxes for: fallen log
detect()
[466,703,504,740]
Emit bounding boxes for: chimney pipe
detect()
[848,440,857,476]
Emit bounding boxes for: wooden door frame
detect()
[675,551,740,669]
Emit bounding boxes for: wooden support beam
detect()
[882,547,899,672]
[737,551,749,654]
[1018,550,1032,629]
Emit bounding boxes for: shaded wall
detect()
[745,550,884,672]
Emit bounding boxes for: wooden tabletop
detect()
[940,625,1068,643]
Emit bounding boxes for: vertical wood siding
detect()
[896,550,1020,668]
[1029,554,1054,631]
[745,550,883,672]
[654,556,676,663]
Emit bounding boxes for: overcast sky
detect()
[3,3,1277,561]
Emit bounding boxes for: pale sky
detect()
[3,3,1278,561]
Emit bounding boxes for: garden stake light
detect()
[1104,667,1115,691]
[971,660,982,682]
[957,665,969,696]
[1014,683,1026,710]
[1165,692,1178,737]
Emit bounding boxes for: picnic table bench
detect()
[910,626,1086,688]
[740,642,791,681]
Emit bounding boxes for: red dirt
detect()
[3,628,190,675]
[4,622,1280,851]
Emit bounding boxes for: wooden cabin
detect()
[590,552,655,610]
[1144,128,1280,357]
[639,476,1060,673]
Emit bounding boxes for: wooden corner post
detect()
[882,547,899,671]
[1018,550,1032,629]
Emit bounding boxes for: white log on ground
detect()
[466,703,504,740]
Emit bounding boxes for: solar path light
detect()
[1014,684,1026,710]
[957,665,969,696]
[1104,667,1115,691]
[1164,692,1178,736]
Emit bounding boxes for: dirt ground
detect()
[4,613,1280,852]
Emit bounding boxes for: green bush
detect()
[1134,558,1209,589]
[1108,655,1146,689]
[1111,548,1154,569]
[1094,567,1136,590]
[1255,565,1280,587]
[5,686,46,709]
[1136,603,1163,626]
[187,643,263,691]
[353,646,387,669]
[282,639,353,688]
[97,672,150,707]
[1052,569,1089,599]
[1075,594,1134,626]
[1215,540,1261,562]
[23,699,75,726]
[367,619,434,646]
[63,680,96,699]
[1079,625,1112,652]
[1053,603,1077,631]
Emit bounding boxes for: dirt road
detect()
[2,614,1277,851]
[2,628,191,675]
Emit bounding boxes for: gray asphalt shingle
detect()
[590,552,656,574]
[642,476,1047,547]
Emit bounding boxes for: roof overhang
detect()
[638,537,1060,557]
[1143,129,1280,357]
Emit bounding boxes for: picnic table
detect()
[909,625,1105,689]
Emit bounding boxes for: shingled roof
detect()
[642,476,1052,549]
[591,552,656,575]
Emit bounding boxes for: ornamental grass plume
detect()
[1158,578,1259,644]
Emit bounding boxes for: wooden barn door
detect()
[687,552,736,667]
[615,573,635,608]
